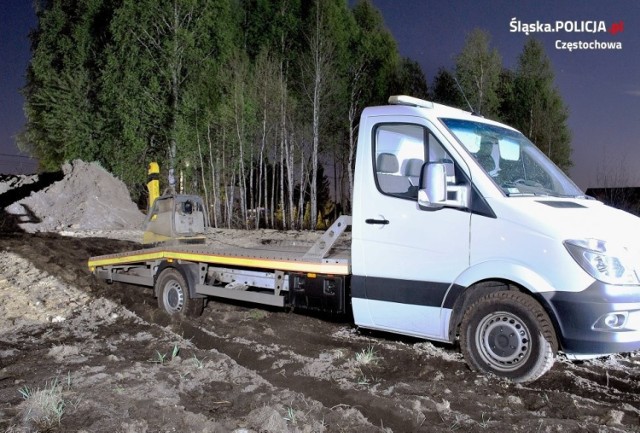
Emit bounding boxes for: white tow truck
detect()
[89,95,640,383]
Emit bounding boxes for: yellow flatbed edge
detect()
[88,248,350,276]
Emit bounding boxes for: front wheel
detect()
[459,291,556,383]
[156,268,204,318]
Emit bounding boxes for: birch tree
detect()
[339,0,398,211]
[103,0,235,187]
[302,2,334,229]
[455,29,502,117]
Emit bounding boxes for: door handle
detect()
[365,218,389,225]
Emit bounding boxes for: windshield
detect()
[441,118,583,197]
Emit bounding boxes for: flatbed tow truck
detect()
[90,96,640,383]
[89,193,352,316]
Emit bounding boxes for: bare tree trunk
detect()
[298,154,307,228]
[347,64,364,211]
[264,159,271,228]
[249,130,255,228]
[207,124,219,228]
[222,129,231,228]
[306,4,331,230]
[257,104,267,229]
[310,61,320,230]
[332,152,338,220]
[276,10,295,230]
[279,127,286,229]
[301,2,337,229]
[528,108,534,138]
[239,149,248,229]
[232,62,249,229]
[270,148,276,228]
[285,130,295,229]
[226,170,235,229]
[347,117,358,213]
[169,0,181,189]
[196,127,210,225]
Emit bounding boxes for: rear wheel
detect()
[156,268,204,317]
[459,291,556,383]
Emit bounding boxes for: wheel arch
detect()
[446,262,561,351]
[154,261,205,300]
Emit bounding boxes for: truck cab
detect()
[351,95,640,382]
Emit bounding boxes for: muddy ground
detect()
[0,232,639,433]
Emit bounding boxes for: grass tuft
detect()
[477,412,492,429]
[192,354,205,368]
[355,367,371,386]
[355,345,380,366]
[149,345,180,365]
[171,344,180,360]
[283,406,297,425]
[149,350,168,364]
[18,377,70,430]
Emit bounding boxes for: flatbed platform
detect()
[88,242,350,275]
[88,211,352,313]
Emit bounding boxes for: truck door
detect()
[352,119,471,340]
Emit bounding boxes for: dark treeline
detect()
[21,1,571,229]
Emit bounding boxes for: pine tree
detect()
[20,0,112,170]
[389,58,428,99]
[431,67,462,108]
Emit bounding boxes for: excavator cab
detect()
[142,194,208,245]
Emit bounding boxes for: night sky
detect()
[1,0,638,190]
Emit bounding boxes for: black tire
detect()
[156,268,204,318]
[459,291,556,383]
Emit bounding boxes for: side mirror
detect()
[418,163,447,210]
[418,162,470,211]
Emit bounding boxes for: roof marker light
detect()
[388,95,434,109]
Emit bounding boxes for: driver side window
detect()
[374,124,457,199]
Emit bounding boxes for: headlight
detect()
[564,239,640,285]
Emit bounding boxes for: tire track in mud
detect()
[124,304,425,432]
[158,307,640,432]
[116,293,424,432]
[173,319,418,433]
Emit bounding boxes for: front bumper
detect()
[539,281,640,355]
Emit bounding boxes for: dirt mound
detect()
[4,160,144,232]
